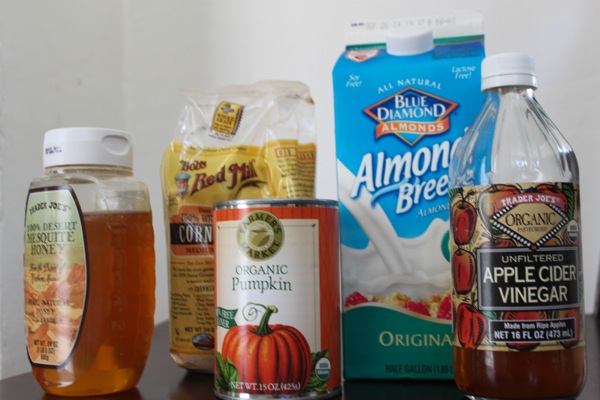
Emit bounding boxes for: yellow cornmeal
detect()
[161,81,317,372]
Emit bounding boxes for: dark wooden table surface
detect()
[1,316,598,399]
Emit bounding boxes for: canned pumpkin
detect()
[214,199,341,399]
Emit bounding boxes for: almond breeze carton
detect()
[333,12,485,379]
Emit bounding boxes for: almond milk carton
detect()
[333,12,485,379]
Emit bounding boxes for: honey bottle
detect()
[24,127,155,396]
[449,53,586,398]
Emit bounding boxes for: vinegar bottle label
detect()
[450,182,585,352]
[24,186,87,367]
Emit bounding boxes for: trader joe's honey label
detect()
[24,187,87,367]
[450,182,584,352]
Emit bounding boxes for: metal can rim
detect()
[214,386,342,399]
[213,198,338,210]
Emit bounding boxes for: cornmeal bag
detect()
[161,80,316,371]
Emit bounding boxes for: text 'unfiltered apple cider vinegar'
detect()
[24,128,155,396]
[448,53,586,399]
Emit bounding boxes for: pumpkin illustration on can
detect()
[219,303,312,395]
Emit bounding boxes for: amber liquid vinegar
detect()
[32,211,155,396]
[455,347,586,399]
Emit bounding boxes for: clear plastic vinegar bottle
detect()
[24,128,155,396]
[449,53,586,399]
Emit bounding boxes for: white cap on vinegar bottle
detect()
[43,127,133,169]
[481,53,537,91]
[386,27,434,56]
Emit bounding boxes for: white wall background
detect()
[1,0,598,379]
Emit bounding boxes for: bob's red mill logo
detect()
[364,87,458,146]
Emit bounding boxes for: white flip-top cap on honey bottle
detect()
[386,27,434,56]
[43,127,133,169]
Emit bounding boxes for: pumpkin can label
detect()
[214,200,341,399]
[450,183,585,352]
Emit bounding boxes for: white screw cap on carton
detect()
[43,127,133,169]
[481,53,537,91]
[386,27,434,56]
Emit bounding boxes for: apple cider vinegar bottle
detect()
[448,53,586,399]
[24,128,155,396]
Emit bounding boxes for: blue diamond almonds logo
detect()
[364,87,458,146]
